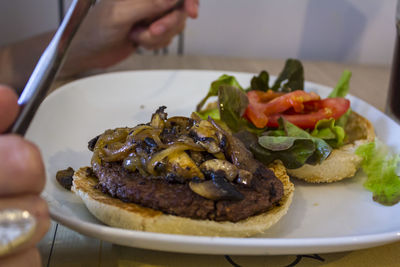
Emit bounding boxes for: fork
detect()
[8,0,96,135]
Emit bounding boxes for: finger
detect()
[130,9,186,48]
[0,195,50,255]
[138,24,184,50]
[100,0,182,24]
[0,85,19,133]
[0,247,41,267]
[0,135,45,196]
[184,0,199,18]
[149,8,187,36]
[132,24,184,50]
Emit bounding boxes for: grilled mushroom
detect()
[165,151,204,180]
[189,173,244,200]
[208,118,260,173]
[236,169,253,186]
[88,135,100,151]
[150,106,167,129]
[189,120,221,154]
[199,159,238,181]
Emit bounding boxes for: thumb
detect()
[0,85,19,133]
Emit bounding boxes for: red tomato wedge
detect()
[244,90,321,128]
[245,90,284,128]
[266,97,350,128]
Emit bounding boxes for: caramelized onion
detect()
[123,155,142,172]
[147,143,204,176]
[101,142,134,162]
[100,128,130,143]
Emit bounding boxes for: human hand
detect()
[62,0,199,76]
[0,85,49,266]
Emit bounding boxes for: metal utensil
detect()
[8,0,96,135]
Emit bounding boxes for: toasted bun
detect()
[287,111,375,183]
[72,161,294,237]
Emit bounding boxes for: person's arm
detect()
[0,0,199,94]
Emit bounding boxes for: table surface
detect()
[38,55,400,267]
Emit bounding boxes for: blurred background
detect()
[0,0,396,65]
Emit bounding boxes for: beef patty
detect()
[93,161,283,222]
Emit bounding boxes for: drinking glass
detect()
[387,1,400,123]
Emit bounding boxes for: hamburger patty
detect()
[93,162,284,222]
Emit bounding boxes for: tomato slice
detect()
[244,90,320,128]
[266,98,351,129]
[244,90,284,128]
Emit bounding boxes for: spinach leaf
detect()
[250,70,270,91]
[236,118,332,169]
[278,118,331,165]
[234,130,315,169]
[254,140,315,169]
[328,70,351,98]
[196,74,243,112]
[305,137,332,165]
[271,59,304,92]
[258,136,300,151]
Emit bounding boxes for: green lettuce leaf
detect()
[195,108,220,121]
[250,70,270,92]
[255,118,332,168]
[281,118,331,165]
[271,59,304,92]
[336,108,352,128]
[258,136,301,151]
[311,118,346,148]
[328,70,352,98]
[234,130,315,169]
[355,141,400,206]
[218,85,263,134]
[325,70,352,129]
[196,74,243,112]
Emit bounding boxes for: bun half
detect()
[72,161,294,237]
[287,111,375,183]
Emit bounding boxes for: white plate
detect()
[26,70,400,255]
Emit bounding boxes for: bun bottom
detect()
[72,161,294,237]
[287,111,375,183]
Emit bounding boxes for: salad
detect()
[195,59,400,206]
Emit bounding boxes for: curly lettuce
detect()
[356,141,400,206]
[311,119,345,148]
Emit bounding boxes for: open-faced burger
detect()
[72,107,294,237]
